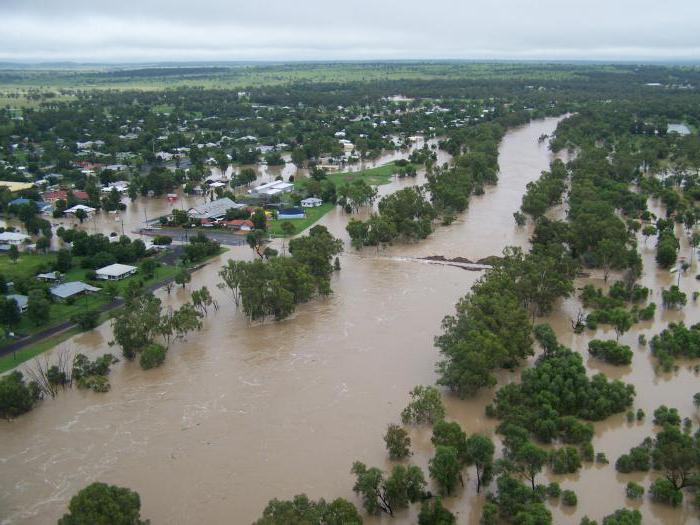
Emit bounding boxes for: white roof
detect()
[0,232,30,242]
[64,204,96,214]
[96,263,137,277]
[50,281,100,299]
[188,197,244,219]
[302,197,323,203]
[251,180,294,195]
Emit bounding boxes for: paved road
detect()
[140,228,248,246]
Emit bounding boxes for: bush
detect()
[652,405,680,427]
[561,489,577,506]
[139,343,167,370]
[550,447,581,474]
[625,482,644,499]
[546,482,561,498]
[153,235,172,245]
[602,509,642,525]
[588,340,633,365]
[59,482,146,524]
[649,478,683,506]
[0,371,40,419]
[615,441,651,473]
[595,452,608,464]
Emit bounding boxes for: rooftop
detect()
[50,281,101,299]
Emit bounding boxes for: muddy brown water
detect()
[1,118,697,524]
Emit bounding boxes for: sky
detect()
[1,0,699,63]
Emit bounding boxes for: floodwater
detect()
[1,118,697,524]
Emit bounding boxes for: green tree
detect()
[0,371,39,419]
[401,385,445,425]
[111,294,163,359]
[350,461,425,516]
[384,423,411,460]
[174,268,191,288]
[281,221,296,236]
[139,343,167,370]
[8,244,19,263]
[255,494,361,525]
[0,297,21,330]
[429,445,462,495]
[514,442,548,490]
[74,208,88,223]
[218,259,245,306]
[58,482,148,525]
[418,497,455,525]
[464,434,495,493]
[27,289,50,326]
[55,248,72,272]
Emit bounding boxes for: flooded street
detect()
[1,117,697,524]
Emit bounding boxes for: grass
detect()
[267,203,335,236]
[0,326,82,373]
[296,162,401,191]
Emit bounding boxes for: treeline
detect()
[519,159,568,219]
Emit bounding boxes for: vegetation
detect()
[59,482,148,525]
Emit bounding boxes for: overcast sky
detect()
[2,0,699,63]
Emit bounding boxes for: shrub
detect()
[625,482,644,499]
[139,344,167,370]
[550,447,581,474]
[561,490,577,506]
[71,309,100,330]
[0,371,40,419]
[649,478,683,506]
[587,340,633,365]
[546,482,561,498]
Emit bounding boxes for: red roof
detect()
[222,219,254,228]
[43,190,90,201]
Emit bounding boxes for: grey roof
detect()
[37,271,60,280]
[5,294,28,310]
[50,281,100,299]
[188,197,244,219]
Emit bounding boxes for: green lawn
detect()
[267,203,335,236]
[0,253,57,281]
[0,326,82,373]
[296,162,402,191]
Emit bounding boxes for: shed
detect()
[37,271,61,282]
[96,263,137,281]
[278,208,306,220]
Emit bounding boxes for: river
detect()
[1,117,697,524]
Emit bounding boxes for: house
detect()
[278,208,306,220]
[301,197,323,208]
[64,204,96,216]
[43,190,90,203]
[8,197,33,208]
[250,180,294,197]
[5,294,28,312]
[222,219,254,231]
[96,263,137,281]
[50,281,100,300]
[187,197,244,220]
[0,232,30,246]
[36,271,61,282]
[101,181,129,193]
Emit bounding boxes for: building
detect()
[221,219,254,231]
[5,294,28,312]
[301,197,323,208]
[43,190,90,203]
[50,281,100,301]
[96,263,137,281]
[36,271,61,282]
[187,197,244,221]
[250,180,294,197]
[278,208,306,220]
[64,204,96,216]
[0,232,30,246]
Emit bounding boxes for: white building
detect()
[0,232,30,245]
[250,180,294,197]
[188,197,244,220]
[301,197,323,208]
[96,263,138,281]
[64,204,96,216]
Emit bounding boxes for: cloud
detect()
[1,0,699,62]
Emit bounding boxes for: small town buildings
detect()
[221,219,254,231]
[96,263,137,281]
[188,197,244,221]
[0,181,34,193]
[301,197,323,208]
[43,190,90,203]
[278,208,306,220]
[50,281,100,301]
[0,232,30,246]
[250,180,294,197]
[5,294,28,312]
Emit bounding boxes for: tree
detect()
[608,307,632,341]
[218,259,245,306]
[350,461,425,516]
[431,420,468,464]
[514,442,548,490]
[0,297,21,330]
[602,509,642,525]
[418,497,455,525]
[247,229,267,259]
[429,445,461,495]
[252,208,267,230]
[55,248,72,272]
[281,221,296,236]
[8,244,19,263]
[174,268,191,288]
[0,371,39,419]
[255,494,361,525]
[139,343,167,370]
[288,225,343,294]
[649,478,683,507]
[36,236,50,253]
[139,258,158,279]
[401,385,445,425]
[58,482,148,525]
[111,294,163,359]
[71,309,100,330]
[384,423,411,459]
[27,289,50,326]
[464,434,495,493]
[74,208,88,223]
